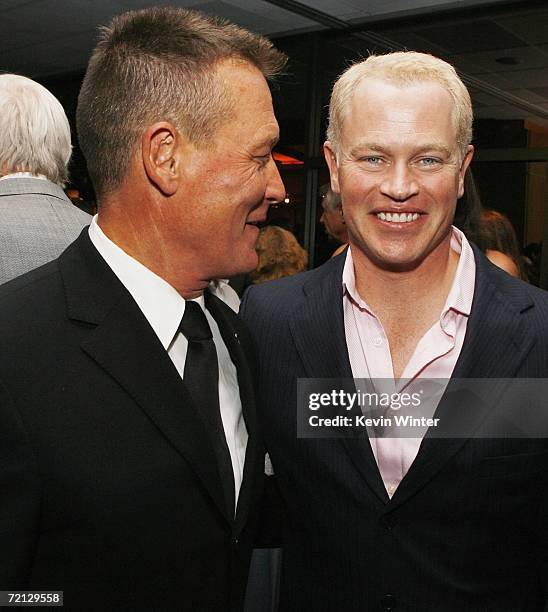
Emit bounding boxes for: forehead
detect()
[215,59,279,143]
[342,78,457,147]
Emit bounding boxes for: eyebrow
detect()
[414,142,453,157]
[253,135,279,153]
[349,141,453,158]
[348,143,382,157]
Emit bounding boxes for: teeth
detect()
[377,212,419,223]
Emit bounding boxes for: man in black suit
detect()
[0,7,286,610]
[241,51,548,611]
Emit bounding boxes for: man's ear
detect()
[142,122,181,196]
[457,145,474,199]
[324,141,341,194]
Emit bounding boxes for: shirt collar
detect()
[342,247,372,313]
[443,226,475,318]
[342,226,476,324]
[88,215,196,349]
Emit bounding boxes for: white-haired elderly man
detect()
[0,74,90,284]
[241,51,548,611]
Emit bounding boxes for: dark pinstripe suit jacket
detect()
[241,246,548,612]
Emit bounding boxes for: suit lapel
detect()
[205,292,259,534]
[297,248,537,508]
[389,250,536,509]
[289,253,389,502]
[288,255,352,380]
[59,232,230,522]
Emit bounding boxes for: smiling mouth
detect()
[376,212,422,223]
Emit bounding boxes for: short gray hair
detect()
[327,51,473,156]
[0,74,71,186]
[77,6,287,197]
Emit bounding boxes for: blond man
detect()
[242,52,548,611]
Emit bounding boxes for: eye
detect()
[360,156,385,168]
[417,157,441,168]
[255,153,272,168]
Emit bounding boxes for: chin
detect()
[366,246,425,272]
[379,259,424,273]
[223,252,258,279]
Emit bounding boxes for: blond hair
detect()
[327,51,472,156]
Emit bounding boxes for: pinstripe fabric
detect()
[241,246,548,612]
[0,177,90,284]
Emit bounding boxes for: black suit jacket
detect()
[241,246,548,612]
[0,230,262,611]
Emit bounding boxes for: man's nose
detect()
[266,160,286,205]
[380,162,419,201]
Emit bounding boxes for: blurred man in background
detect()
[319,182,347,257]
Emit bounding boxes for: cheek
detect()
[421,173,461,205]
[342,204,371,239]
[226,159,265,196]
[340,168,377,200]
[341,183,376,220]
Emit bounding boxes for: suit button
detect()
[379,515,396,530]
[381,594,396,610]
[232,537,239,546]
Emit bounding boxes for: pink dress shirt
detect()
[343,227,476,497]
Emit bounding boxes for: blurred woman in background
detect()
[476,209,525,279]
[456,170,525,280]
[250,225,308,284]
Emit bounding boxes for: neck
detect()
[96,197,208,300]
[352,236,458,316]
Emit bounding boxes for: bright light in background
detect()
[273,152,304,166]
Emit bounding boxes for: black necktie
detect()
[179,300,235,517]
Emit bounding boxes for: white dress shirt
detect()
[88,216,247,507]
